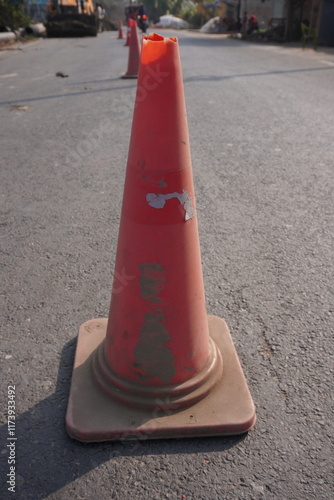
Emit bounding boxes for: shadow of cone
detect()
[66,33,256,442]
[122,20,140,79]
[118,20,123,39]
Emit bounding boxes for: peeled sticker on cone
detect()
[146,190,194,221]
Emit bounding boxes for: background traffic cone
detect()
[124,19,131,46]
[117,20,123,39]
[121,20,140,79]
[66,33,256,442]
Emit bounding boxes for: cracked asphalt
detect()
[0,30,333,499]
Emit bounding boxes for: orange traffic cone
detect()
[117,20,123,40]
[124,19,131,46]
[66,33,256,442]
[122,20,140,79]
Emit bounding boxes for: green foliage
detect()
[142,0,186,23]
[142,0,164,23]
[185,11,205,28]
[101,0,119,16]
[0,0,31,30]
[181,1,196,22]
[168,0,183,16]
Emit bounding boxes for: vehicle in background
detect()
[125,4,148,33]
[46,0,98,37]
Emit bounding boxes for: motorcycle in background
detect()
[138,12,148,34]
[125,4,149,34]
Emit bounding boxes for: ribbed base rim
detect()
[91,336,223,411]
[65,316,256,442]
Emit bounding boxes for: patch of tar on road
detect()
[10,105,30,111]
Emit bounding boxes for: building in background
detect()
[195,0,334,45]
[318,0,334,45]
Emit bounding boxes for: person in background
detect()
[138,4,146,17]
[96,3,105,32]
[247,14,259,35]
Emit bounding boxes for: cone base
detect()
[66,316,256,442]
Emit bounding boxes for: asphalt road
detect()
[0,30,333,500]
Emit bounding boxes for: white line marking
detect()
[0,73,18,79]
[320,60,334,66]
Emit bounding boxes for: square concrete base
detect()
[66,316,256,442]
[121,73,138,79]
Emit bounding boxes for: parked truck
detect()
[46,0,98,37]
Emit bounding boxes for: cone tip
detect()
[140,33,179,65]
[143,33,177,44]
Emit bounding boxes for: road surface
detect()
[0,30,333,499]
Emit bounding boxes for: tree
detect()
[101,0,122,18]
[142,0,185,23]
[0,0,31,30]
